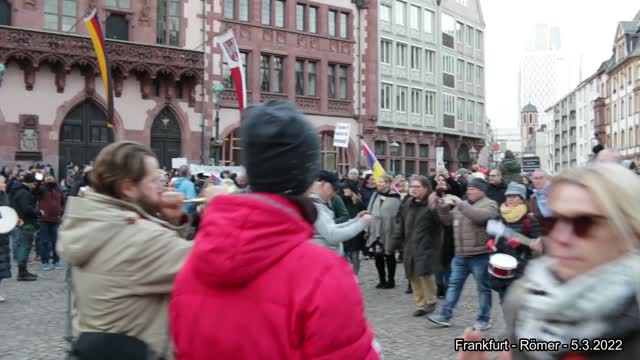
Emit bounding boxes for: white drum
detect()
[488,253,518,279]
[0,206,19,234]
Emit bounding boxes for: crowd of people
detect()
[1,100,639,359]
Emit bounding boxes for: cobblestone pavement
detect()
[0,257,504,360]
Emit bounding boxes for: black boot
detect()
[17,263,37,281]
[374,253,387,289]
[405,282,413,294]
[384,254,396,289]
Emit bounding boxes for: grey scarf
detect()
[514,253,640,360]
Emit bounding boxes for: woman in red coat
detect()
[170,100,381,360]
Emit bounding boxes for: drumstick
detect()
[182,198,207,205]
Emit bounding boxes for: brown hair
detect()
[504,150,515,159]
[380,175,393,185]
[413,175,433,192]
[90,141,157,199]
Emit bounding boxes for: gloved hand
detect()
[506,238,521,248]
[485,238,496,251]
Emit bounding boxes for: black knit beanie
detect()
[240,100,320,195]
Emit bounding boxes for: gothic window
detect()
[157,0,180,46]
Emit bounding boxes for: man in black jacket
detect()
[11,173,42,281]
[486,169,507,206]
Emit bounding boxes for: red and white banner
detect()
[214,29,246,111]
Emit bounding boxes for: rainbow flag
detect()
[362,141,386,183]
[84,8,114,129]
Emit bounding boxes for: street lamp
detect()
[390,141,400,175]
[468,146,478,162]
[211,81,225,165]
[0,63,5,87]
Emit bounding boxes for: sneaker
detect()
[53,262,62,270]
[0,295,5,302]
[42,263,51,271]
[427,314,451,327]
[473,320,492,331]
[425,303,437,315]
[413,309,427,317]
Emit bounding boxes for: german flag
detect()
[84,8,114,129]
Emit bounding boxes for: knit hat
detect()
[468,178,489,192]
[457,168,468,176]
[504,181,527,200]
[240,100,320,195]
[22,173,37,184]
[343,179,360,194]
[348,168,359,176]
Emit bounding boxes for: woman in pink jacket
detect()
[170,100,381,360]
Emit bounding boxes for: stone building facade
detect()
[363,0,488,176]
[0,0,371,175]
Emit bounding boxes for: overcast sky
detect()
[481,0,639,130]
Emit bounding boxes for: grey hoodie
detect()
[309,193,367,255]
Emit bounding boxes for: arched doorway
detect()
[457,143,470,169]
[150,108,182,170]
[59,100,114,176]
[440,142,454,170]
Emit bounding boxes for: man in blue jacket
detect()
[174,165,197,214]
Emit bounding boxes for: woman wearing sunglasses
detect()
[459,163,640,360]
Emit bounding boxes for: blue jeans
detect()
[436,270,451,290]
[39,222,60,264]
[440,254,492,323]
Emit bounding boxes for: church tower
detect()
[521,103,538,153]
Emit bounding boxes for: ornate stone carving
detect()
[297,35,307,48]
[239,25,251,40]
[114,73,124,97]
[86,0,97,16]
[139,0,152,26]
[0,27,205,86]
[83,70,95,95]
[22,64,35,90]
[259,92,287,103]
[329,40,352,55]
[55,69,66,93]
[262,29,273,42]
[329,40,338,53]
[23,0,38,10]
[18,115,39,152]
[328,100,353,115]
[340,42,351,55]
[295,96,320,112]
[275,31,286,45]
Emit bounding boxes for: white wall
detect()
[184,0,206,50]
[0,67,83,129]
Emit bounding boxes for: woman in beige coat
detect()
[366,175,402,289]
